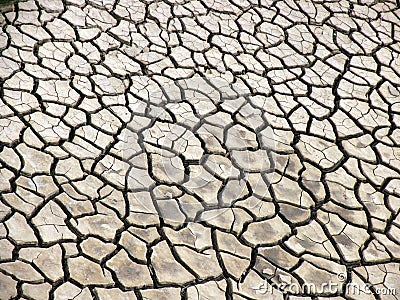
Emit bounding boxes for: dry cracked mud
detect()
[1,0,400,299]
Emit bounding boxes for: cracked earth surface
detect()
[1,0,400,299]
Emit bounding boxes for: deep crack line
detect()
[0,0,400,299]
